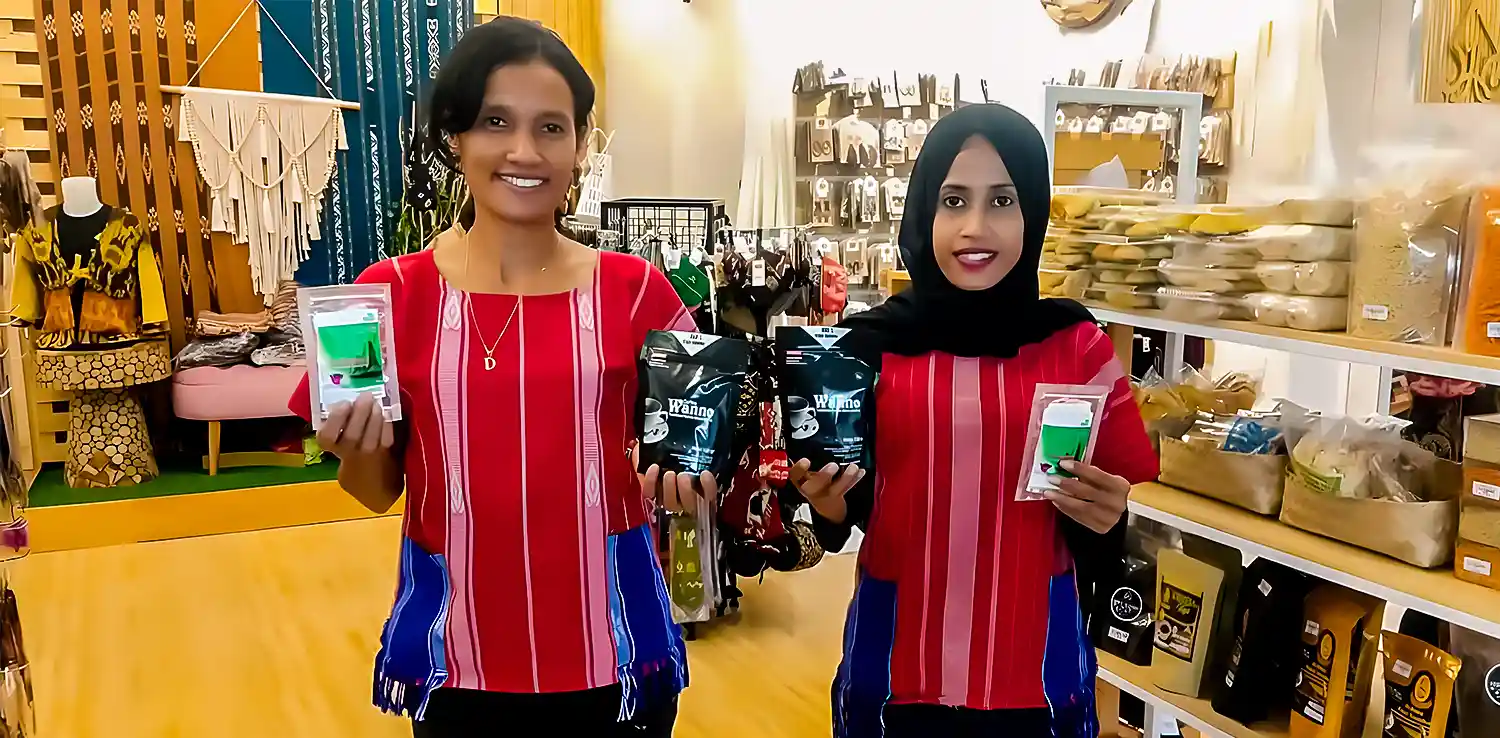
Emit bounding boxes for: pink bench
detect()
[172,364,307,475]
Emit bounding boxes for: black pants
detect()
[412,686,677,737]
[882,704,1053,737]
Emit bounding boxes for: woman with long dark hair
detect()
[290,17,705,736]
[795,104,1159,737]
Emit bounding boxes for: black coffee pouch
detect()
[775,326,877,471]
[636,330,752,479]
[1092,552,1156,665]
[1211,558,1313,723]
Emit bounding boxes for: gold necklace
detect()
[467,296,518,371]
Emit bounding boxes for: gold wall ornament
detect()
[1042,0,1120,29]
[1423,0,1500,103]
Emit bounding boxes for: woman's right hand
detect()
[315,393,395,461]
[791,460,865,524]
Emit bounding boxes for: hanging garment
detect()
[12,206,170,350]
[178,89,349,304]
[0,151,43,235]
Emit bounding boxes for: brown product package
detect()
[1461,460,1500,549]
[1466,414,1500,467]
[1380,631,1462,738]
[1151,549,1228,697]
[1455,539,1500,591]
[1445,624,1500,738]
[1289,584,1384,738]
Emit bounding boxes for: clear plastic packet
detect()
[298,284,402,430]
[1244,292,1348,331]
[1083,284,1158,310]
[1018,384,1110,501]
[1157,287,1253,323]
[1158,261,1262,293]
[1038,266,1092,299]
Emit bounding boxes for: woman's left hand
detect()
[1045,460,1130,534]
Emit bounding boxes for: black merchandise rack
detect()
[602,198,727,256]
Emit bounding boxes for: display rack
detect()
[1042,85,1204,205]
[1093,307,1500,737]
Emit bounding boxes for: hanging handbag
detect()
[821,256,848,314]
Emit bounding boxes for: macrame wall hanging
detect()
[163,0,358,303]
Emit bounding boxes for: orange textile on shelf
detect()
[1461,187,1500,357]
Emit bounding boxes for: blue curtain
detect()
[260,0,469,286]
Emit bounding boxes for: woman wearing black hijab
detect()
[792,104,1159,737]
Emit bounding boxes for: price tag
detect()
[1393,660,1414,679]
[1108,626,1129,643]
[1305,620,1321,636]
[663,245,682,270]
[1362,304,1390,321]
[1085,116,1105,134]
[1258,580,1272,596]
[1474,481,1500,501]
[752,258,766,287]
[814,117,830,130]
[689,246,707,267]
[1465,556,1494,576]
[1488,321,1500,339]
[1067,117,1085,134]
[1151,112,1173,132]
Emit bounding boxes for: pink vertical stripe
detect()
[580,284,615,687]
[456,296,485,690]
[516,300,541,691]
[983,361,1008,701]
[940,357,984,706]
[917,355,936,694]
[436,284,480,689]
[569,292,591,682]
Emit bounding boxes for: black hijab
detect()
[841,104,1094,358]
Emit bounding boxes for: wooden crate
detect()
[0,0,55,208]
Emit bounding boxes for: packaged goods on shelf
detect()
[1289,584,1383,738]
[1379,631,1462,738]
[1092,520,1182,667]
[1158,261,1262,293]
[1168,235,1262,268]
[1253,261,1351,297]
[1244,292,1348,331]
[1151,549,1230,697]
[1156,287,1253,323]
[1465,413,1500,467]
[1445,624,1500,736]
[1091,261,1161,285]
[1281,411,1462,566]
[1159,436,1287,515]
[1212,559,1314,725]
[1457,187,1500,357]
[1460,462,1500,549]
[1456,540,1500,590]
[1348,187,1467,345]
[1084,284,1157,310]
[1039,266,1091,299]
[1246,224,1353,262]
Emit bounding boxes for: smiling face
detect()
[930,135,1026,291]
[453,61,585,226]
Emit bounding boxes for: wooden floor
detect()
[12,517,855,737]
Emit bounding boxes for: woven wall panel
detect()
[33,0,263,350]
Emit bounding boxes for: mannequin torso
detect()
[60,176,104,218]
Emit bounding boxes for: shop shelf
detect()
[1096,651,1289,738]
[1090,306,1500,386]
[1129,482,1500,640]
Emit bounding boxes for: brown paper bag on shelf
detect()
[1158,437,1288,515]
[1278,462,1460,568]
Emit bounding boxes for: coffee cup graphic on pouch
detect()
[787,396,819,440]
[643,398,669,444]
[1039,399,1095,477]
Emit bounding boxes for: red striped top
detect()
[859,322,1157,710]
[291,249,695,695]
